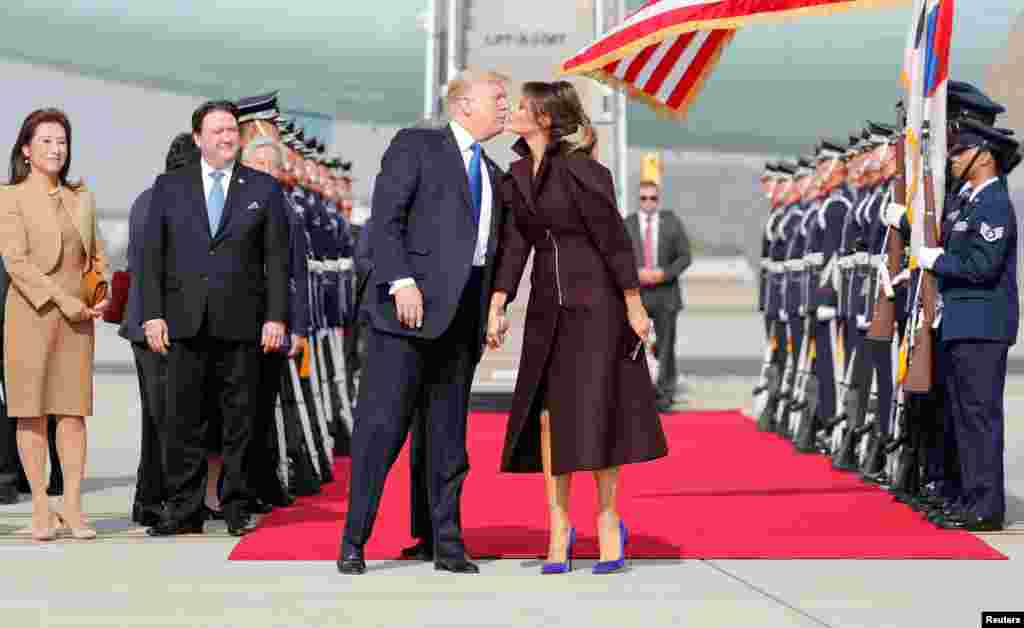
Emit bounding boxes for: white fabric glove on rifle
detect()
[918,247,944,270]
[883,202,907,228]
[816,305,837,321]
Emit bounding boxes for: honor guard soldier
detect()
[804,140,853,452]
[772,158,811,433]
[917,120,1019,532]
[755,161,796,432]
[236,91,297,511]
[884,81,1009,514]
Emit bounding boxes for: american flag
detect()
[562,0,912,118]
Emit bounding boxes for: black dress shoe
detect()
[131,503,163,527]
[226,514,258,537]
[0,484,19,505]
[247,499,275,515]
[202,505,225,521]
[400,541,434,561]
[147,519,204,537]
[935,513,1003,532]
[434,557,480,574]
[337,548,366,575]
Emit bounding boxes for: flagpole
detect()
[615,0,630,217]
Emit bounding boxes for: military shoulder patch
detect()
[980,222,1005,242]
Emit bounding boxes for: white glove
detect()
[891,268,911,287]
[856,314,869,329]
[816,305,837,321]
[798,305,806,317]
[883,203,907,228]
[779,309,789,323]
[918,246,944,270]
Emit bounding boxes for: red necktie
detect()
[643,213,654,269]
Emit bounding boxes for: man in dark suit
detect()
[338,70,508,575]
[141,101,290,537]
[120,132,200,527]
[351,217,434,562]
[625,181,692,411]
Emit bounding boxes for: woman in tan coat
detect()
[0,109,108,541]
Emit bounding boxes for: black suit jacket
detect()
[119,186,153,343]
[141,163,289,342]
[625,210,692,311]
[368,126,504,350]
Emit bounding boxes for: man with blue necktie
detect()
[141,101,290,537]
[338,70,508,575]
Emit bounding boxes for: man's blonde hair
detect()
[445,69,509,111]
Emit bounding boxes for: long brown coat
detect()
[494,139,668,475]
[0,182,109,417]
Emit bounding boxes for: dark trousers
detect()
[163,329,258,525]
[409,404,432,544]
[249,352,288,504]
[131,343,167,513]
[649,306,679,401]
[944,340,1007,521]
[343,269,482,562]
[813,319,837,422]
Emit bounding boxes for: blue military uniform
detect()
[929,122,1019,530]
[809,141,853,443]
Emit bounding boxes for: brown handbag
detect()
[82,266,108,308]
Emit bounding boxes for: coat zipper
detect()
[546,229,564,306]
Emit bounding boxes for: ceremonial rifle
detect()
[867,103,909,342]
[904,121,939,393]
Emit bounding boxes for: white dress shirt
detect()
[639,209,660,270]
[969,177,999,203]
[200,157,235,206]
[390,120,492,294]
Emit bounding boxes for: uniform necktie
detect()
[468,142,482,226]
[644,212,655,269]
[207,170,226,235]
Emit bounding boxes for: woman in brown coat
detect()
[0,109,108,541]
[487,82,668,574]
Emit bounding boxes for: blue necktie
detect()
[207,170,226,235]
[468,142,482,226]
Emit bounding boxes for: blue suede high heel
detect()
[541,527,576,574]
[592,521,628,574]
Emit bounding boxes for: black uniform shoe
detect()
[147,518,204,537]
[226,514,258,537]
[247,499,275,515]
[934,513,1003,532]
[434,558,480,574]
[202,505,225,521]
[0,484,19,505]
[400,540,434,561]
[337,548,367,575]
[131,503,163,527]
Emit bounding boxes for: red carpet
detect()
[229,410,1006,560]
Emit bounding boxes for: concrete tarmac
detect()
[1,321,1022,627]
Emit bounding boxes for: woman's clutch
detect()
[82,267,108,308]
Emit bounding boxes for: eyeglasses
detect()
[639,195,658,201]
